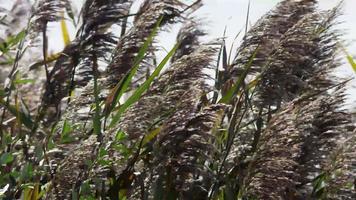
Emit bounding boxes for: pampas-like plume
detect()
[239,6,356,199]
[255,8,340,108]
[226,3,356,199]
[224,0,322,172]
[47,2,207,198]
[50,0,194,138]
[104,43,219,169]
[171,18,206,63]
[321,131,356,199]
[245,88,354,199]
[119,18,209,141]
[42,0,133,109]
[106,43,221,199]
[229,0,316,78]
[47,43,220,198]
[74,0,134,86]
[226,6,342,170]
[219,1,319,159]
[152,102,225,199]
[117,36,214,141]
[105,0,187,87]
[32,0,66,31]
[47,135,99,200]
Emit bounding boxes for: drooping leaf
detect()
[22,183,39,200]
[103,17,163,118]
[109,42,179,127]
[312,172,327,198]
[92,59,101,136]
[142,126,161,145]
[28,52,61,70]
[0,98,34,129]
[346,54,356,73]
[219,46,259,104]
[0,153,14,165]
[338,42,356,74]
[13,79,35,85]
[42,0,134,108]
[60,11,71,46]
[60,119,75,143]
[0,30,26,54]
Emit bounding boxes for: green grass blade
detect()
[338,43,356,74]
[212,30,227,104]
[60,12,71,46]
[0,98,34,129]
[103,16,163,118]
[219,46,259,104]
[92,58,101,136]
[346,54,356,74]
[0,30,26,54]
[109,42,180,127]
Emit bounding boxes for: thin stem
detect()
[43,23,50,83]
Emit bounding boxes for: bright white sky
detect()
[36,0,356,56]
[1,0,355,55]
[1,0,355,105]
[159,0,356,106]
[191,0,356,106]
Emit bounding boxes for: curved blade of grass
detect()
[92,56,101,136]
[338,42,356,74]
[63,0,76,26]
[29,52,61,70]
[103,16,163,118]
[346,55,356,73]
[60,11,71,46]
[22,183,39,200]
[212,29,226,104]
[219,46,259,104]
[143,126,162,146]
[0,30,26,54]
[109,42,180,127]
[0,98,34,129]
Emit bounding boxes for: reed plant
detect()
[0,0,355,199]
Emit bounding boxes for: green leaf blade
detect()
[109,42,180,127]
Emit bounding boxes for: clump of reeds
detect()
[0,0,355,199]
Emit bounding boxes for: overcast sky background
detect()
[70,0,356,105]
[28,0,355,61]
[2,0,356,105]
